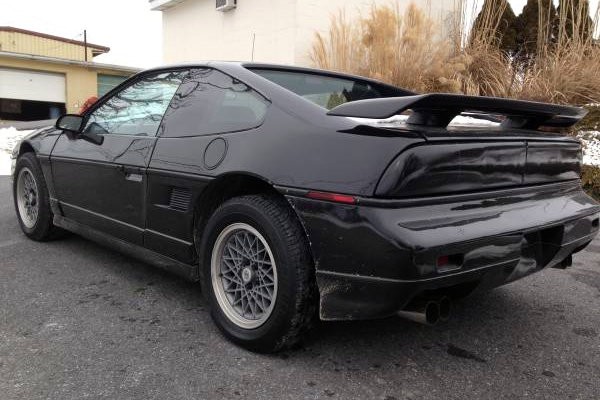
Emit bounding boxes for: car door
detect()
[50,70,187,245]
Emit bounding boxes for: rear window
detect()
[251,69,403,110]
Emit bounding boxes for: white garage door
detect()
[0,68,66,103]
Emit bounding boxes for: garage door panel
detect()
[0,68,66,103]
[97,74,128,98]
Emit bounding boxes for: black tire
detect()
[13,152,64,241]
[199,194,317,353]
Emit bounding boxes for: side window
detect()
[83,71,186,137]
[160,68,269,137]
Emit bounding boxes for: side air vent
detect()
[169,187,192,211]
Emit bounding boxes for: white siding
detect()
[163,0,296,64]
[160,0,460,66]
[0,67,66,103]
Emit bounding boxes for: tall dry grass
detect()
[310,0,600,106]
[311,4,468,93]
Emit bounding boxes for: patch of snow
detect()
[348,114,500,128]
[348,114,409,127]
[0,127,34,176]
[0,151,12,176]
[578,130,600,166]
[450,115,500,127]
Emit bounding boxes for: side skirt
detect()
[53,215,199,282]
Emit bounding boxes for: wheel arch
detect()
[17,140,35,157]
[192,172,315,267]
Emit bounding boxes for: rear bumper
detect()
[286,181,600,320]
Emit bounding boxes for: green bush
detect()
[582,165,600,201]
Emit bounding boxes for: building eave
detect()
[149,0,187,11]
[0,51,141,74]
[0,26,110,53]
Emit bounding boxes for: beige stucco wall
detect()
[161,0,460,66]
[0,56,133,113]
[0,31,97,62]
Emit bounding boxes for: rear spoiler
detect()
[327,93,587,130]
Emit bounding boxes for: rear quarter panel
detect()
[149,103,425,195]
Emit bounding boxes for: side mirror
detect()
[56,114,84,133]
[55,114,104,145]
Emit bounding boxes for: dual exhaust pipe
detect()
[397,296,451,326]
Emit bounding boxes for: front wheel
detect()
[13,152,63,241]
[200,194,317,353]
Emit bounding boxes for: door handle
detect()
[118,165,144,182]
[119,165,143,174]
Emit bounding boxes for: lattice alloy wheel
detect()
[13,152,65,241]
[16,167,39,229]
[211,222,278,329]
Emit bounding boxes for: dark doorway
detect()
[0,98,66,121]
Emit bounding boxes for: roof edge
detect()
[0,50,141,73]
[0,26,110,53]
[149,0,187,11]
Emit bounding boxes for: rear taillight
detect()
[436,254,464,273]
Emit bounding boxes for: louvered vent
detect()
[169,187,192,211]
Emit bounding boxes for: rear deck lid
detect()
[375,139,581,198]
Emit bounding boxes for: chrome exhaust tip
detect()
[397,300,440,326]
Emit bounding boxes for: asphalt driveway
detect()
[1,176,599,399]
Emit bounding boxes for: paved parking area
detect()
[1,176,599,399]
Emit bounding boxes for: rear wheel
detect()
[13,152,63,241]
[211,222,279,329]
[200,194,317,353]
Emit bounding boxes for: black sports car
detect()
[12,62,600,352]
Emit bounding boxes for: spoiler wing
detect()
[327,93,587,130]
